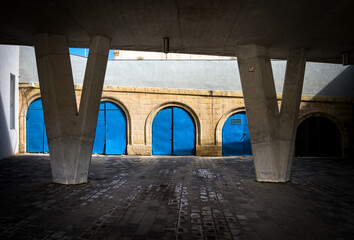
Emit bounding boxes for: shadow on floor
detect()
[0,154,353,240]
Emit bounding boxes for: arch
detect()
[93,100,127,154]
[215,107,246,146]
[21,93,42,128]
[296,111,348,157]
[100,96,132,146]
[21,93,42,118]
[145,102,201,147]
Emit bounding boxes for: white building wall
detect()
[112,49,236,60]
[0,45,19,159]
[19,46,354,98]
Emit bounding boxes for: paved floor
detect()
[0,155,353,240]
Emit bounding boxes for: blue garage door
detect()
[92,102,127,155]
[26,98,49,153]
[152,107,195,155]
[222,112,252,156]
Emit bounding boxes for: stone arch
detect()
[145,102,201,147]
[215,107,247,146]
[22,93,42,117]
[297,111,349,157]
[100,96,132,146]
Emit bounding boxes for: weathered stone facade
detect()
[19,83,353,157]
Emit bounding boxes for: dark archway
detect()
[295,116,342,157]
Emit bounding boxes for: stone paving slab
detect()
[0,154,353,239]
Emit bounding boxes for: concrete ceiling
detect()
[1,0,354,63]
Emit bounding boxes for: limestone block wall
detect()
[19,83,353,157]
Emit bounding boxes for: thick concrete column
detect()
[34,33,110,184]
[236,45,306,182]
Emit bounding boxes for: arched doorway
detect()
[26,98,49,153]
[93,101,127,154]
[152,107,196,155]
[222,111,252,156]
[295,116,342,157]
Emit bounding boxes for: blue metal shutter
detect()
[152,107,196,156]
[43,125,49,153]
[92,102,127,155]
[152,107,173,155]
[242,113,252,155]
[173,107,196,155]
[105,102,126,154]
[92,103,106,154]
[26,99,49,153]
[222,112,252,156]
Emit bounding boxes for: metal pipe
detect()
[164,37,169,54]
[342,51,350,65]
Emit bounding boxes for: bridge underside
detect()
[1,0,354,63]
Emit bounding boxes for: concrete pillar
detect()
[34,33,110,184]
[236,45,306,182]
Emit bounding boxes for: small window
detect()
[231,118,241,125]
[10,73,15,129]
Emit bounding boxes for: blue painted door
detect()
[93,104,106,154]
[92,102,126,154]
[152,107,195,155]
[173,107,195,155]
[152,108,173,155]
[106,102,126,154]
[26,99,49,153]
[222,112,252,156]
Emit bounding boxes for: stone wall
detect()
[19,83,353,157]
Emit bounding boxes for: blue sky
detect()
[69,48,115,60]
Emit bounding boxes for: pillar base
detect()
[49,138,93,184]
[252,140,294,182]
